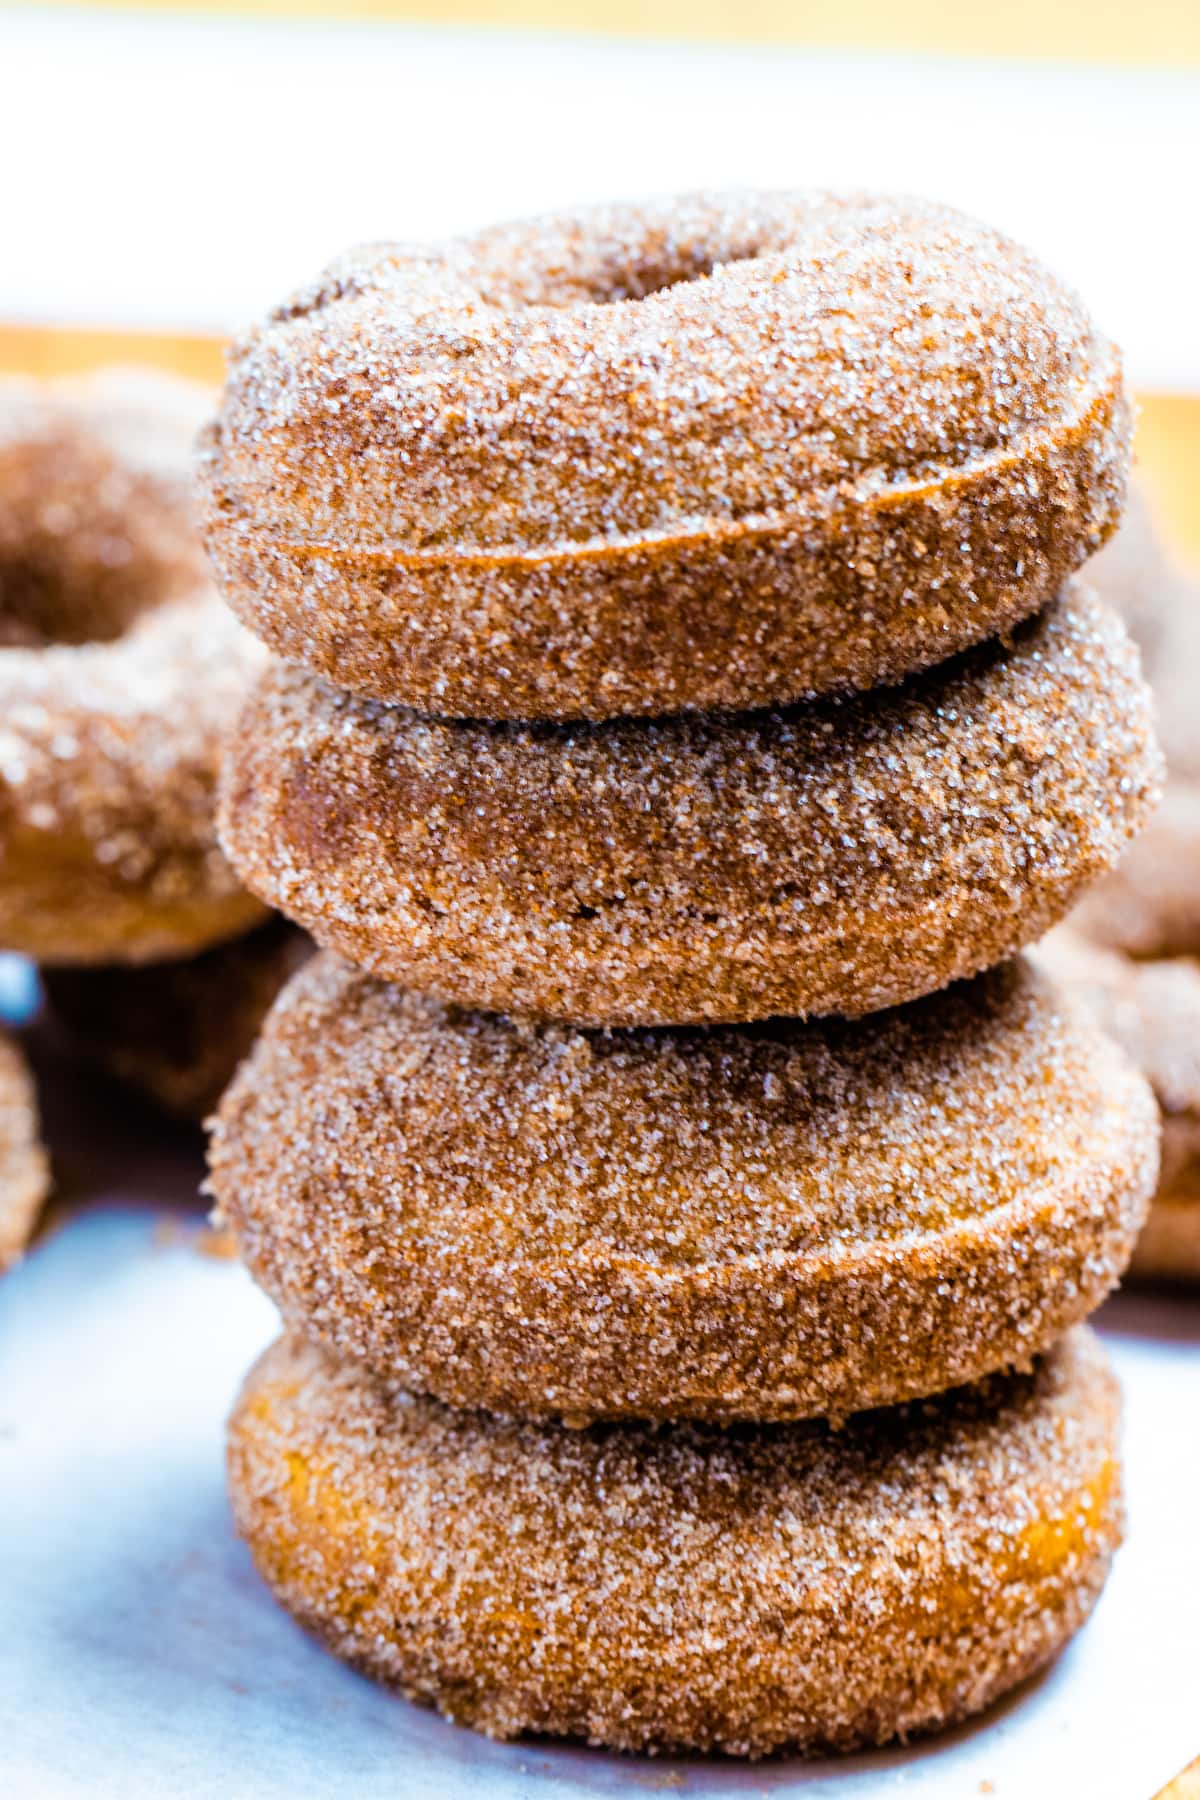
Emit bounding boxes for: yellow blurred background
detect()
[30,0,1200,65]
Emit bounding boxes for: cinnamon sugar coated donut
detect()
[0,594,267,962]
[0,1030,50,1273]
[0,370,210,647]
[219,584,1161,1026]
[0,370,268,962]
[210,953,1156,1423]
[228,1327,1122,1756]
[1038,929,1200,1281]
[200,192,1130,720]
[44,918,311,1121]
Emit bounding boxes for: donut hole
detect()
[496,227,770,310]
[0,540,160,650]
[579,250,725,305]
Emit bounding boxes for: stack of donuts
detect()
[204,194,1163,1757]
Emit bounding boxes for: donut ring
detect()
[0,370,211,648]
[0,1030,50,1273]
[220,585,1160,1027]
[211,953,1155,1423]
[1037,929,1200,1281]
[200,192,1129,720]
[0,593,268,963]
[43,918,311,1121]
[228,1327,1122,1757]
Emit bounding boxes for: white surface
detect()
[1,7,1199,388]
[2,1060,1198,1800]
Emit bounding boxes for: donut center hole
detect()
[0,556,153,649]
[586,251,723,304]
[554,239,766,307]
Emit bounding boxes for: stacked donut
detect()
[204,194,1163,1758]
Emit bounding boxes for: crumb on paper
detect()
[196,1223,238,1260]
[150,1214,239,1260]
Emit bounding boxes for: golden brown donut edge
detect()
[227,1326,1122,1757]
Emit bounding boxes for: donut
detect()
[1084,482,1179,667]
[219,583,1160,1027]
[0,369,210,648]
[209,952,1155,1423]
[228,1326,1122,1756]
[0,370,268,963]
[0,591,267,964]
[1037,929,1200,1280]
[43,918,311,1121]
[1084,481,1200,772]
[0,1030,50,1273]
[1072,530,1200,958]
[200,192,1129,720]
[1067,784,1200,960]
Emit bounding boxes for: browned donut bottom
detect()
[228,1327,1122,1757]
[219,585,1160,1027]
[43,917,311,1121]
[0,1030,50,1273]
[201,191,1129,720]
[210,953,1156,1423]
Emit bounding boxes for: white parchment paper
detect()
[2,1052,1197,1800]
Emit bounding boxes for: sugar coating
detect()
[219,584,1162,1026]
[200,191,1129,719]
[0,1029,50,1273]
[210,951,1156,1422]
[1038,928,1200,1280]
[45,918,311,1121]
[228,1326,1123,1757]
[0,369,212,647]
[0,593,267,964]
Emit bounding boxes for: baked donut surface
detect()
[0,1030,50,1273]
[219,584,1160,1026]
[0,593,267,963]
[201,192,1129,720]
[0,370,210,648]
[228,1326,1123,1756]
[44,917,311,1121]
[209,953,1156,1423]
[1038,929,1200,1280]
